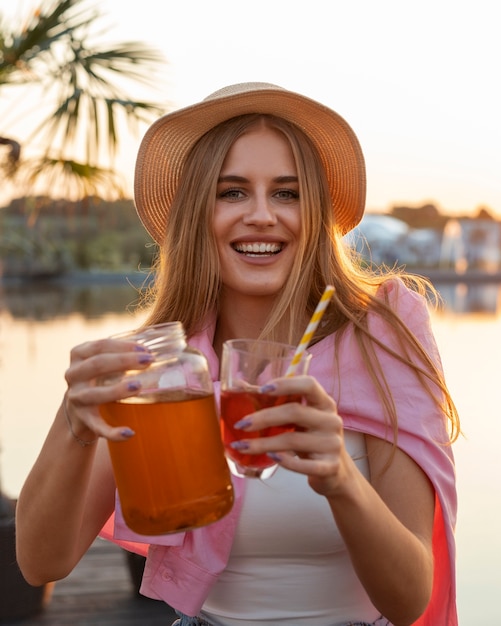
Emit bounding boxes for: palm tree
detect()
[0,0,168,200]
[0,4,168,617]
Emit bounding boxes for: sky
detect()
[1,0,500,217]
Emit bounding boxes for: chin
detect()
[222,280,285,299]
[242,284,285,298]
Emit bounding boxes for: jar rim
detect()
[110,322,186,351]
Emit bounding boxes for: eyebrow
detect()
[217,175,299,184]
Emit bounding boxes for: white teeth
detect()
[234,242,283,255]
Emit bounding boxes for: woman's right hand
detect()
[63,338,154,442]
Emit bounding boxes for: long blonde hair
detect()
[141,114,460,442]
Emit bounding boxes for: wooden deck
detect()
[3,539,178,625]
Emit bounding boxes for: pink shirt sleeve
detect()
[324,281,457,625]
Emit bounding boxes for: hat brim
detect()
[134,84,366,242]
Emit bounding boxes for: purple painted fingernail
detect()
[121,428,135,438]
[134,345,149,352]
[267,452,282,462]
[127,381,141,391]
[260,383,277,393]
[234,417,252,429]
[138,354,154,364]
[230,440,250,450]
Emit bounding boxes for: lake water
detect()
[1,279,500,625]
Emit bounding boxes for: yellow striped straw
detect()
[286,285,335,376]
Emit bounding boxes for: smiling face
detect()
[213,121,301,300]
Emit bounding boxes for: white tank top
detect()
[201,430,381,626]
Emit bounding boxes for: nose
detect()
[242,193,277,227]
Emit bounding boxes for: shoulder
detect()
[376,276,429,313]
[372,277,434,335]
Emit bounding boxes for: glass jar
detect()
[99,322,234,535]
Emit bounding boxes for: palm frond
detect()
[0,0,170,197]
[22,155,125,200]
[0,0,95,84]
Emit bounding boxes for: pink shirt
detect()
[100,282,457,625]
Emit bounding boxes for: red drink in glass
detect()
[220,389,301,473]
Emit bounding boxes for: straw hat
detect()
[134,82,366,242]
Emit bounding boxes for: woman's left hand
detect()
[232,375,353,497]
[233,375,436,625]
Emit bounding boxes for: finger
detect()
[264,448,340,485]
[65,388,137,442]
[235,400,341,433]
[234,426,340,458]
[71,338,149,360]
[65,350,154,386]
[70,409,133,443]
[69,377,143,406]
[84,413,135,442]
[261,375,337,411]
[266,450,321,469]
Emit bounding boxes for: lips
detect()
[232,242,284,256]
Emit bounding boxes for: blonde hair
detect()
[141,114,459,443]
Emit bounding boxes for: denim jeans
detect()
[172,612,214,626]
[172,611,390,626]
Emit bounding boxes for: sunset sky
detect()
[1,0,499,216]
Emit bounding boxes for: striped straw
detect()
[286,285,335,376]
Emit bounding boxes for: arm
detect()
[233,376,434,626]
[328,435,434,626]
[16,338,153,586]
[16,413,115,585]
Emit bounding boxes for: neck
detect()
[213,293,276,359]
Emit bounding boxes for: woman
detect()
[15,83,459,626]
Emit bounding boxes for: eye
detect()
[218,188,245,200]
[274,189,299,201]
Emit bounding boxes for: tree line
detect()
[0,196,498,279]
[0,195,156,277]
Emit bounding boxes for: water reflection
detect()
[0,281,145,320]
[436,282,501,314]
[2,279,501,320]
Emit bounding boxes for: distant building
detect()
[347,214,409,266]
[347,214,441,268]
[346,213,501,273]
[459,219,501,272]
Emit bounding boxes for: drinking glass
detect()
[220,339,311,479]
